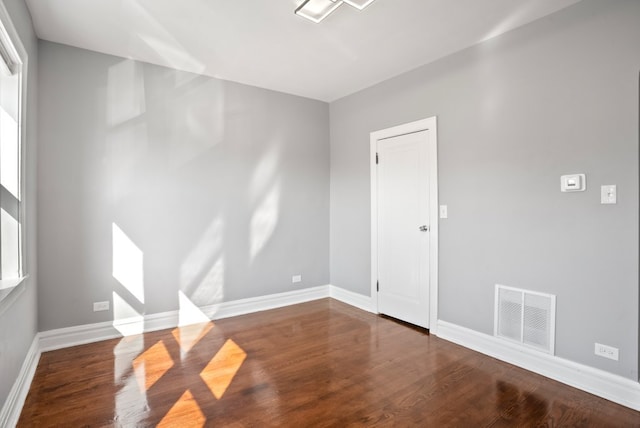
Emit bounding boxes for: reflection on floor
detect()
[18,299,640,427]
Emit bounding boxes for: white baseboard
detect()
[200,285,330,320]
[40,285,331,352]
[0,335,41,428]
[329,285,375,313]
[10,291,638,423]
[437,320,640,412]
[40,320,131,352]
[39,310,182,352]
[9,285,330,426]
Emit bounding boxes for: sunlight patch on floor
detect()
[133,340,175,392]
[115,368,150,423]
[157,390,205,428]
[113,335,148,423]
[200,338,247,399]
[172,322,213,356]
[113,334,145,381]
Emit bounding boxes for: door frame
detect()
[370,117,439,333]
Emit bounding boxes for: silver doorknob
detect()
[419,225,429,232]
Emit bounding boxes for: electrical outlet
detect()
[594,343,619,361]
[93,301,110,312]
[292,275,302,284]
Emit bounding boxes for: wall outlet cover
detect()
[594,343,619,361]
[93,301,110,312]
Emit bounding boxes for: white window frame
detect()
[0,0,28,311]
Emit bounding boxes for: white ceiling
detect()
[25,0,583,102]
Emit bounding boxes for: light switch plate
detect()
[601,185,616,204]
[439,205,448,219]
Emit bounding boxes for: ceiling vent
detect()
[494,284,556,354]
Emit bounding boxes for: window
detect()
[0,3,26,303]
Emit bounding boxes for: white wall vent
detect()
[494,284,556,354]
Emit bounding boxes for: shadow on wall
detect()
[105,57,285,334]
[37,4,329,421]
[103,58,283,424]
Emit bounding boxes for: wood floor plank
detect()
[18,299,640,427]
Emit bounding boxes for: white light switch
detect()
[601,185,617,204]
[439,205,448,219]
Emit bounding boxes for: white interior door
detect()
[377,130,430,328]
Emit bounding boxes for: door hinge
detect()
[376,152,379,164]
[377,280,379,292]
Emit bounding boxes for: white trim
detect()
[369,129,381,315]
[39,320,131,352]
[199,285,329,320]
[0,0,29,284]
[0,335,40,428]
[370,117,439,333]
[329,285,375,313]
[0,276,26,317]
[40,285,331,352]
[0,1,22,76]
[38,321,111,352]
[437,320,640,411]
[8,291,640,422]
[0,276,26,291]
[39,312,180,352]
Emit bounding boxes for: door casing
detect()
[370,117,439,333]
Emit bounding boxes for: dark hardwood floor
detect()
[19,299,640,427]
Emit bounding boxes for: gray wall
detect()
[0,0,38,407]
[37,41,329,331]
[330,0,639,379]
